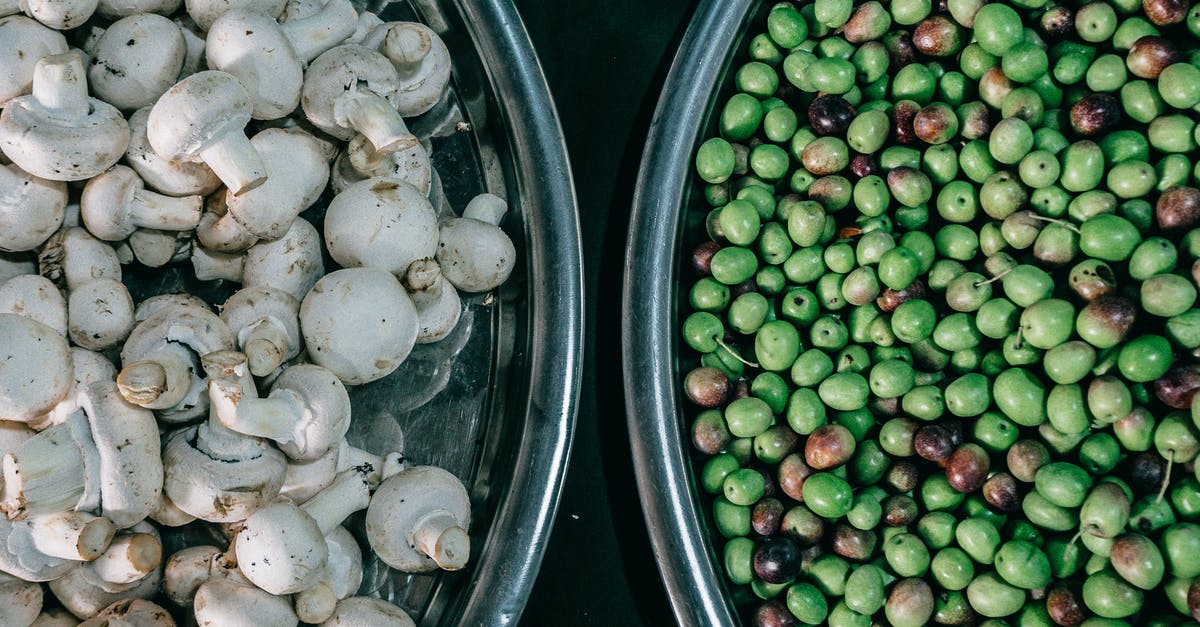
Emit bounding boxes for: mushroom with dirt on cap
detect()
[78,598,174,626]
[0,162,67,253]
[301,45,418,153]
[0,274,67,336]
[241,217,324,301]
[0,16,68,107]
[123,107,221,198]
[219,286,301,377]
[436,192,516,293]
[324,176,438,277]
[365,465,471,573]
[86,13,185,111]
[320,596,415,627]
[21,0,97,30]
[0,314,73,423]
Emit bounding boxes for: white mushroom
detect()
[76,380,162,528]
[292,526,361,623]
[65,278,133,351]
[0,54,129,182]
[0,163,67,252]
[0,274,67,336]
[0,16,67,106]
[184,0,286,31]
[37,228,121,293]
[278,445,336,504]
[146,491,194,529]
[241,217,323,300]
[234,465,371,594]
[116,302,233,419]
[146,71,267,196]
[47,523,163,620]
[324,177,437,276]
[86,14,184,111]
[27,512,115,562]
[402,258,461,344]
[0,514,80,581]
[0,314,73,423]
[299,267,418,385]
[30,608,78,626]
[132,293,209,323]
[1,410,98,521]
[219,286,301,377]
[211,364,349,462]
[334,134,432,196]
[378,22,451,117]
[123,108,221,199]
[78,598,174,626]
[343,10,382,46]
[300,45,417,152]
[192,577,297,626]
[0,252,35,284]
[173,16,205,78]
[96,0,178,18]
[20,0,97,30]
[160,352,285,522]
[80,166,202,242]
[195,197,257,253]
[0,571,42,627]
[190,246,244,283]
[320,597,414,627]
[365,465,470,572]
[437,192,516,292]
[215,127,330,240]
[161,545,219,607]
[127,229,190,269]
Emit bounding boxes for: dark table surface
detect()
[508,1,697,624]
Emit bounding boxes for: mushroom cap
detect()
[193,578,298,626]
[225,128,329,239]
[301,45,399,140]
[324,177,437,276]
[242,217,323,301]
[0,516,75,581]
[120,304,233,374]
[235,501,327,594]
[0,314,72,421]
[0,252,35,284]
[96,0,181,18]
[124,108,221,198]
[80,166,144,241]
[23,0,98,29]
[81,598,174,626]
[71,347,118,390]
[205,10,303,121]
[48,535,163,619]
[146,71,253,162]
[67,277,134,351]
[300,268,418,385]
[279,445,337,503]
[161,423,286,523]
[184,0,287,30]
[269,364,350,460]
[220,285,300,353]
[384,22,451,117]
[320,597,415,627]
[133,293,210,323]
[0,17,68,106]
[38,227,122,292]
[79,380,162,528]
[162,544,220,607]
[322,526,362,599]
[345,135,432,196]
[436,217,517,293]
[87,14,186,111]
[0,81,130,182]
[0,574,42,627]
[0,274,67,336]
[365,466,470,572]
[0,163,67,252]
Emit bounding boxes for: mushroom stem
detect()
[383,23,432,76]
[197,133,268,197]
[293,580,337,624]
[90,532,161,585]
[239,318,290,377]
[28,511,115,561]
[412,510,469,570]
[127,190,202,232]
[337,442,405,484]
[1,412,98,519]
[299,466,371,535]
[31,54,89,120]
[462,193,507,225]
[116,346,193,410]
[213,389,303,443]
[191,246,245,282]
[338,92,418,154]
[280,0,358,63]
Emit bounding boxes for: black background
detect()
[509,1,697,624]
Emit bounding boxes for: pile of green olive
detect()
[680,0,1200,625]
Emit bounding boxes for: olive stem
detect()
[714,337,759,369]
[974,267,1014,287]
[1157,452,1174,504]
[1028,214,1082,234]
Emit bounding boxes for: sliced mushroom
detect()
[0,274,68,336]
[324,176,437,277]
[219,286,301,377]
[123,108,221,198]
[365,465,470,573]
[301,45,417,152]
[320,597,414,627]
[437,192,516,292]
[80,166,202,242]
[0,16,68,107]
[0,54,129,182]
[0,163,67,252]
[86,14,185,111]
[402,258,461,344]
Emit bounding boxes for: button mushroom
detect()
[279,446,337,503]
[1,410,98,519]
[320,596,415,627]
[234,464,371,594]
[126,229,190,269]
[241,217,323,301]
[0,314,73,423]
[30,608,78,625]
[123,108,221,199]
[0,274,68,336]
[219,286,301,377]
[183,0,286,31]
[402,258,461,344]
[299,267,418,385]
[365,465,470,573]
[26,511,115,561]
[38,228,122,294]
[65,278,134,352]
[378,22,451,117]
[21,0,97,30]
[192,577,298,626]
[0,53,130,182]
[324,177,437,277]
[47,523,163,620]
[300,45,417,153]
[0,16,68,107]
[79,598,174,626]
[291,526,361,623]
[0,252,35,284]
[80,166,202,242]
[86,14,185,111]
[132,293,209,323]
[190,246,244,284]
[437,192,516,292]
[96,0,179,18]
[333,133,432,196]
[76,380,161,529]
[0,571,42,627]
[0,162,67,253]
[146,71,268,196]
[161,544,220,607]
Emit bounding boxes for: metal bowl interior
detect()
[132,0,582,624]
[622,1,763,625]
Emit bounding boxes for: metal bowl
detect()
[130,0,582,623]
[621,1,758,625]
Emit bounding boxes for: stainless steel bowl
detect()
[622,1,758,625]
[133,0,582,623]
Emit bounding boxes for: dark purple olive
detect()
[691,407,731,455]
[1127,452,1168,494]
[1144,0,1187,24]
[912,16,964,56]
[1156,186,1200,231]
[983,472,1020,511]
[849,153,878,179]
[752,498,785,537]
[778,453,811,501]
[913,104,958,144]
[891,100,920,144]
[730,279,758,299]
[1007,439,1050,483]
[1069,93,1121,137]
[782,505,825,548]
[691,241,720,275]
[1189,579,1200,621]
[832,523,878,561]
[758,468,778,499]
[883,31,917,70]
[1046,584,1086,626]
[877,280,927,312]
[809,95,856,137]
[1127,36,1181,78]
[870,396,902,417]
[1154,363,1200,409]
[753,536,800,584]
[914,425,955,463]
[882,494,919,526]
[684,367,729,408]
[946,443,990,493]
[887,461,920,493]
[754,599,797,627]
[1039,5,1074,38]
[805,424,857,470]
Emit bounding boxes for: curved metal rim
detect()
[452,1,584,624]
[622,1,756,625]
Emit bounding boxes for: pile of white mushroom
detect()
[0,0,517,622]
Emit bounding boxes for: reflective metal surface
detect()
[621,1,757,625]
[132,0,582,624]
